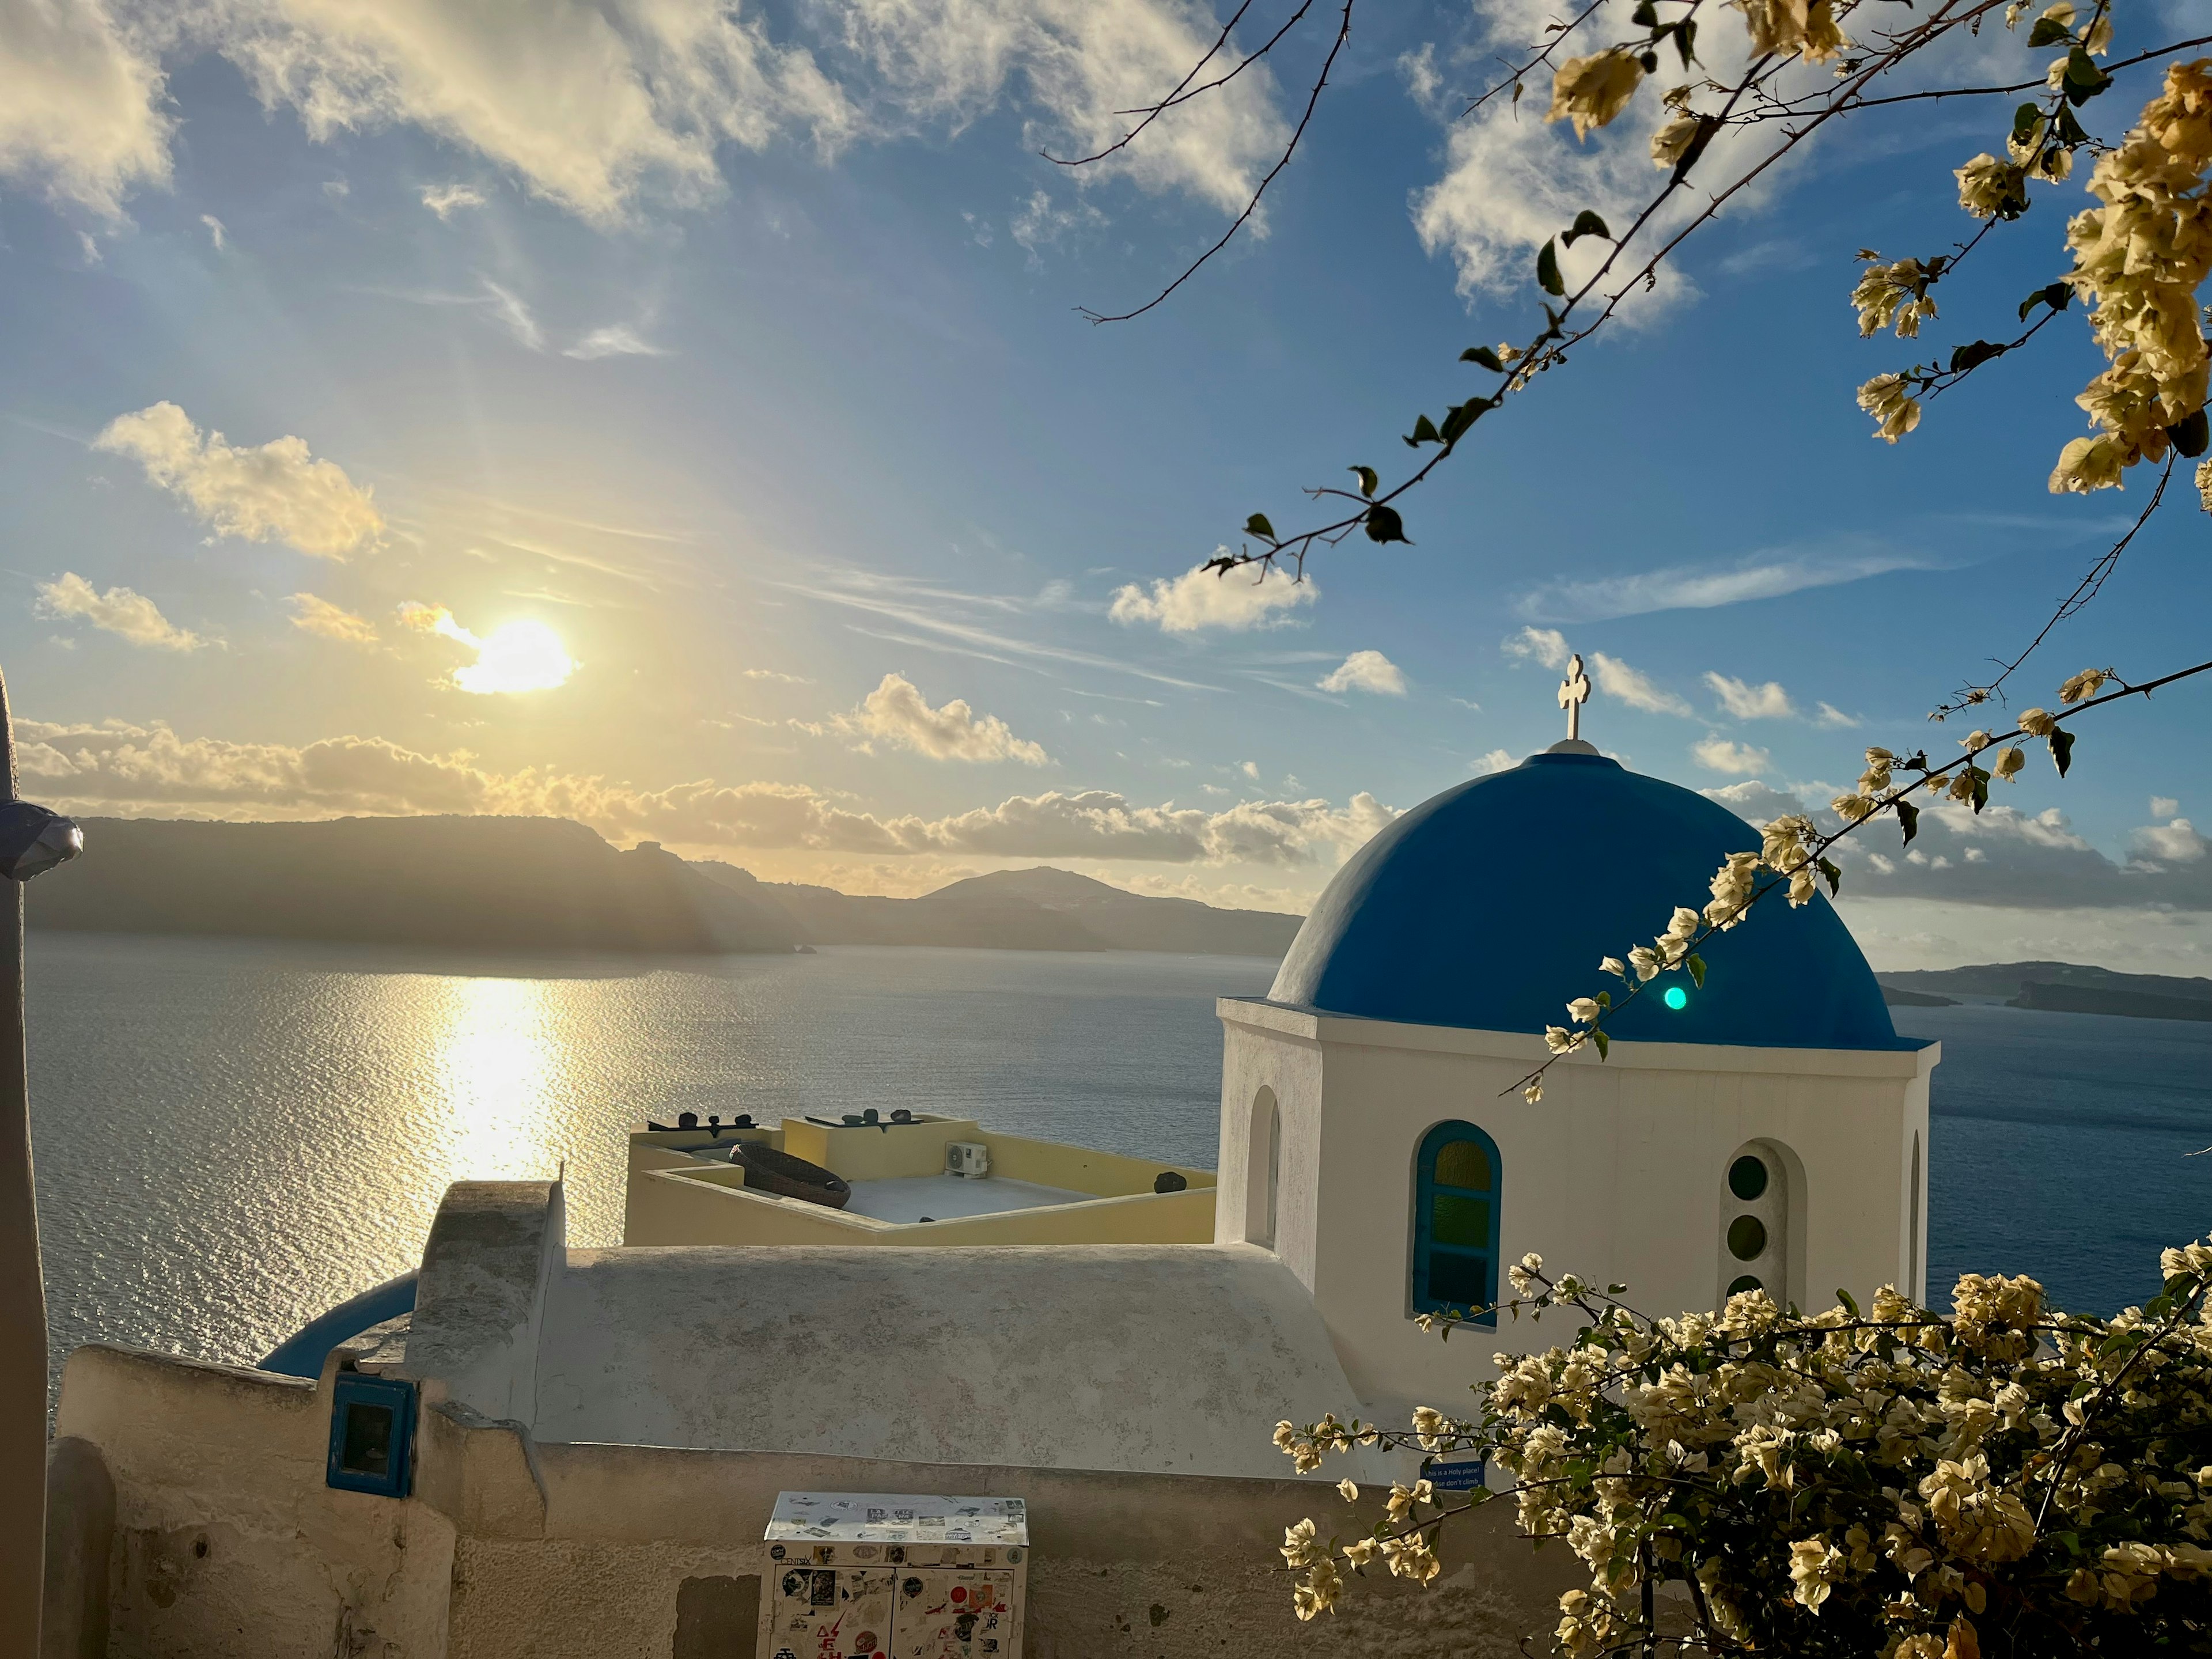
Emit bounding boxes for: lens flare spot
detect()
[453,620,575,695]
[1663,984,1688,1011]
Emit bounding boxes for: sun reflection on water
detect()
[430,976,559,1182]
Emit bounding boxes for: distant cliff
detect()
[31,817,805,955]
[1878,961,2212,1024]
[696,864,1305,957]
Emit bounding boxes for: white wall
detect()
[1218,999,1936,1424]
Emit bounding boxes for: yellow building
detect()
[623,1113,1216,1247]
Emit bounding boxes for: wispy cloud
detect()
[1517,541,1927,623]
[200,213,228,251]
[1693,734,1772,774]
[37,573,202,650]
[480,279,543,350]
[1705,673,1796,719]
[420,181,486,219]
[565,323,669,359]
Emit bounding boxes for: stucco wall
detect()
[1219,998,1936,1423]
[52,1340,1578,1659]
[53,1344,456,1658]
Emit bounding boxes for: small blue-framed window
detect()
[1412,1121,1502,1324]
[327,1374,415,1498]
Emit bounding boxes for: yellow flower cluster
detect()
[1851,257,1940,338]
[1858,372,1922,443]
[1736,0,1846,64]
[2051,61,2212,493]
[1274,1235,2212,1654]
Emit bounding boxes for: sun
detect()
[452,620,576,695]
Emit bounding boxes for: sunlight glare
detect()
[453,619,576,695]
[433,976,557,1180]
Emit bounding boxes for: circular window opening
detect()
[1728,1154,1770,1201]
[1727,1274,1764,1296]
[1727,1215,1768,1260]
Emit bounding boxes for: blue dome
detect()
[1271,751,1908,1051]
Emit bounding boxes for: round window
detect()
[1728,1154,1769,1201]
[1727,1274,1763,1296]
[1727,1215,1768,1260]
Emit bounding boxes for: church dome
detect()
[1270,750,1907,1051]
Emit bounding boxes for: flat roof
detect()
[843,1174,1091,1225]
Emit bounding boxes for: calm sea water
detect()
[24,934,2212,1387]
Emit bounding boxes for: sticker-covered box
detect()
[759,1491,1028,1659]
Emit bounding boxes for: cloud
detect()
[1701,779,1803,827]
[93,402,384,558]
[0,0,171,215]
[1317,649,1407,696]
[836,0,1291,221]
[1517,543,1926,623]
[831,672,1048,764]
[1705,673,1796,720]
[285,592,378,645]
[1472,748,1516,775]
[563,323,669,359]
[1108,565,1315,634]
[1592,652,1690,717]
[741,667,810,683]
[2152,796,2180,820]
[19,717,1397,866]
[1815,703,1858,729]
[200,212,228,250]
[419,180,486,217]
[210,0,859,225]
[480,279,544,350]
[1692,735,1771,775]
[34,573,200,650]
[2132,818,2207,865]
[1502,626,1570,669]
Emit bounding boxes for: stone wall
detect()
[51,1342,1577,1659]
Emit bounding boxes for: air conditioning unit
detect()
[945,1141,990,1179]
[761,1491,1028,1659]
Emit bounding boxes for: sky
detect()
[1,0,2208,974]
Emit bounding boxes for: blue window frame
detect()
[327,1374,415,1498]
[1412,1121,1502,1324]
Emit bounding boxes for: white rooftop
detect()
[766,1492,1028,1546]
[842,1174,1089,1225]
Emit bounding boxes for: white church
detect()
[43,669,1938,1659]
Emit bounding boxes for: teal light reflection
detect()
[1663,984,1689,1010]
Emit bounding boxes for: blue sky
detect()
[2,0,2207,971]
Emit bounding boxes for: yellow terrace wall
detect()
[623,1121,1216,1249]
[625,1166,1217,1247]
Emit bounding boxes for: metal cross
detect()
[1558,653,1592,741]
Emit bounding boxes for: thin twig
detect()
[1080,0,1355,325]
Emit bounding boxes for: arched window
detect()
[1412,1122,1502,1323]
[1246,1087,1280,1249]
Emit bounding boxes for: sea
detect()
[26,933,2212,1390]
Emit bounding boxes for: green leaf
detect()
[1536,238,1565,297]
[2011,101,2046,145]
[1460,346,1505,372]
[1818,857,1842,897]
[1349,465,1379,498]
[2062,46,2112,104]
[1969,769,1990,815]
[1438,399,1486,445]
[2055,103,2090,146]
[2018,280,2072,321]
[1837,1288,1862,1318]
[1403,414,1440,448]
[1684,953,1706,990]
[1948,339,2006,374]
[1896,798,1920,847]
[1563,210,1612,247]
[1595,990,1612,1009]
[1244,512,1275,540]
[1672,17,1697,67]
[1630,0,1657,24]
[2166,408,2210,459]
[1591,1028,1610,1060]
[1363,504,1410,545]
[2027,16,2071,45]
[2050,726,2076,778]
[1669,114,1718,183]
